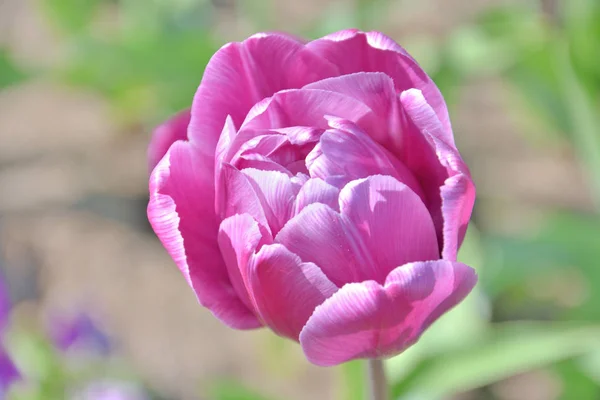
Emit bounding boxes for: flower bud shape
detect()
[148,30,477,366]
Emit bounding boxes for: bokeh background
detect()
[1,0,600,399]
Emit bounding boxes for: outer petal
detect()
[440,174,476,260]
[148,141,260,329]
[339,176,439,283]
[247,244,338,340]
[400,89,475,260]
[147,109,191,173]
[306,30,453,145]
[299,260,477,366]
[188,33,337,153]
[218,214,264,314]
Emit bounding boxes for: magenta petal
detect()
[147,109,191,173]
[148,142,260,329]
[299,260,477,366]
[247,244,338,340]
[215,116,237,174]
[217,163,270,234]
[218,214,264,314]
[242,168,302,235]
[293,178,340,214]
[304,72,400,145]
[399,89,455,151]
[276,203,373,287]
[339,176,439,283]
[307,30,453,145]
[400,89,475,259]
[306,118,424,198]
[236,155,293,175]
[440,174,476,260]
[241,89,373,131]
[306,128,399,187]
[188,33,337,150]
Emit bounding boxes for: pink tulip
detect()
[147,30,477,366]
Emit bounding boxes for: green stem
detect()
[367,359,389,400]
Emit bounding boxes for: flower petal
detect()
[247,244,338,340]
[306,129,397,187]
[307,30,453,145]
[400,89,475,259]
[299,260,477,366]
[217,163,272,237]
[242,168,302,236]
[148,142,260,329]
[276,203,374,287]
[147,109,191,173]
[440,174,476,260]
[303,72,400,145]
[188,33,337,151]
[306,118,424,198]
[218,214,265,314]
[339,176,439,283]
[293,178,340,214]
[241,89,373,131]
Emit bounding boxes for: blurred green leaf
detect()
[552,37,600,209]
[555,359,600,400]
[481,211,600,320]
[209,381,275,400]
[392,322,600,399]
[507,42,573,137]
[446,26,515,77]
[7,330,68,399]
[60,29,217,123]
[0,48,27,89]
[41,0,104,34]
[338,360,366,400]
[537,213,600,319]
[480,234,572,297]
[563,0,600,91]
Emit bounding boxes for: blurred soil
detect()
[0,0,593,399]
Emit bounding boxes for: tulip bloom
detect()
[148,30,477,366]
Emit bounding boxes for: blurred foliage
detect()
[0,49,28,89]
[208,381,275,400]
[41,0,218,125]
[2,0,600,399]
[5,327,155,400]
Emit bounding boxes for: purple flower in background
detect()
[0,273,20,392]
[0,347,19,393]
[48,313,111,355]
[0,278,11,333]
